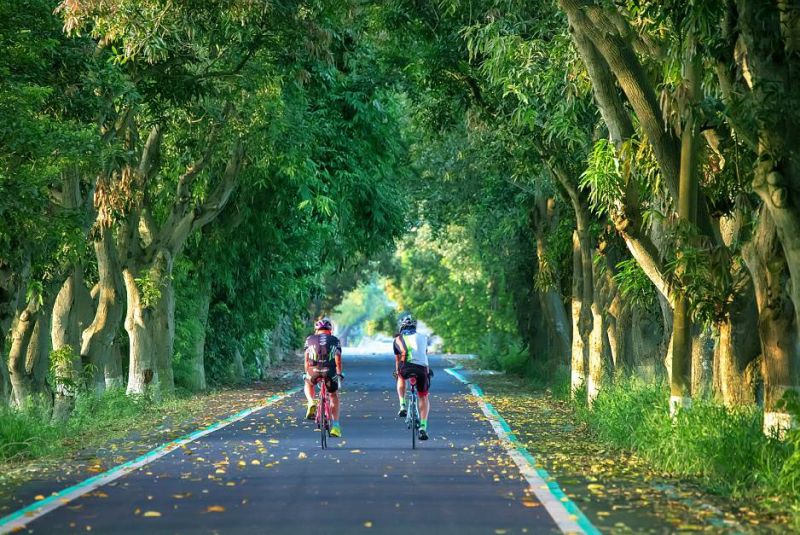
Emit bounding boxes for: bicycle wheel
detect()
[411,393,417,450]
[319,393,327,450]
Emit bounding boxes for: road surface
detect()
[14,354,566,534]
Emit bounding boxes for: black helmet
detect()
[398,314,417,332]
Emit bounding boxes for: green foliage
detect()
[134,273,164,309]
[0,0,103,279]
[581,139,624,217]
[389,225,522,356]
[334,279,394,344]
[664,222,742,327]
[613,258,658,309]
[478,333,529,376]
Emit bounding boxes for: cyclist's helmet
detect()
[398,314,417,332]
[315,317,333,331]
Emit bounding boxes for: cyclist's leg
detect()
[304,374,318,419]
[396,374,406,409]
[304,379,315,403]
[327,373,340,420]
[419,392,430,421]
[416,366,431,432]
[397,364,409,416]
[326,373,342,436]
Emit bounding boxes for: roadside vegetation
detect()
[3,0,800,528]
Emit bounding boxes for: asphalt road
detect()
[20,354,560,534]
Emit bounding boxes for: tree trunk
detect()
[230,345,245,383]
[713,207,761,406]
[714,300,760,406]
[670,35,702,414]
[8,293,54,408]
[123,269,156,396]
[690,325,714,399]
[185,276,211,392]
[1,257,31,405]
[743,209,799,436]
[601,253,630,373]
[123,248,176,397]
[51,267,93,422]
[81,225,125,393]
[534,219,571,367]
[539,289,571,367]
[570,230,589,394]
[587,252,609,404]
[152,251,176,397]
[105,339,125,390]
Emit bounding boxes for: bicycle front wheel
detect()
[410,399,417,450]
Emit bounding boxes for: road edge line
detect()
[444,367,599,535]
[0,386,301,534]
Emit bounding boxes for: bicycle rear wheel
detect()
[319,394,327,450]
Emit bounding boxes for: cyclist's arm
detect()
[393,337,406,372]
[335,347,343,375]
[303,338,312,375]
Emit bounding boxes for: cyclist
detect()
[303,317,344,437]
[394,314,432,441]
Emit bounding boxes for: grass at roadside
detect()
[460,357,797,532]
[0,382,291,492]
[0,390,179,464]
[576,379,796,501]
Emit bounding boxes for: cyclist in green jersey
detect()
[393,314,432,441]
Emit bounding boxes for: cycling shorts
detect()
[399,362,430,394]
[307,362,338,393]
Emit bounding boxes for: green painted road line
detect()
[444,367,600,535]
[0,386,301,535]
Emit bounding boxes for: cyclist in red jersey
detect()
[303,318,344,437]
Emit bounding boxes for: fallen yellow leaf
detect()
[143,511,161,518]
[206,505,226,513]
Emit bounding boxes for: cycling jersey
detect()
[393,332,429,367]
[305,332,341,365]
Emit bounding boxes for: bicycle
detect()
[311,366,332,449]
[404,376,420,449]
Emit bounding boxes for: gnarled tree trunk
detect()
[123,248,174,396]
[81,225,125,393]
[743,208,799,435]
[8,293,54,408]
[51,266,93,422]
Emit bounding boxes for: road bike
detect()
[405,376,420,449]
[312,367,332,449]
